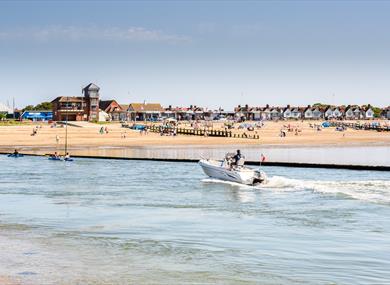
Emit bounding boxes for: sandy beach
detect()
[0,121,389,155]
[0,276,19,285]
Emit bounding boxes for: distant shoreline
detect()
[1,121,389,168]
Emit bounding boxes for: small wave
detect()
[262,176,390,204]
[201,178,253,189]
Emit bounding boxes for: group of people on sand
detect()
[99,126,109,134]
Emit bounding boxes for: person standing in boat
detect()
[233,150,242,166]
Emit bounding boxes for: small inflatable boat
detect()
[7,153,24,158]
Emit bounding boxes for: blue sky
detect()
[0,1,389,109]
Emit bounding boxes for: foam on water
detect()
[264,176,390,204]
[203,176,390,204]
[202,178,254,189]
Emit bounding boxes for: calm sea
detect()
[0,155,390,284]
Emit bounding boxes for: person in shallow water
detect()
[13,149,19,155]
[50,152,59,159]
[64,152,70,160]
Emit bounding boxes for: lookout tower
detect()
[82,83,100,121]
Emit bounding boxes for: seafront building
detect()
[99,100,127,121]
[32,82,388,122]
[51,83,100,121]
[127,103,165,121]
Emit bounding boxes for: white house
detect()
[290,107,302,119]
[283,106,292,119]
[261,107,271,120]
[311,106,324,119]
[303,106,313,119]
[270,108,282,120]
[250,108,262,121]
[363,106,374,119]
[345,106,362,119]
[384,107,390,119]
[333,107,343,118]
[324,106,334,119]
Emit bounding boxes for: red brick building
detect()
[52,83,100,121]
[99,100,128,121]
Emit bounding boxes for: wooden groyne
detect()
[147,125,260,139]
[330,122,390,132]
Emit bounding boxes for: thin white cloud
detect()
[230,23,266,37]
[0,25,191,43]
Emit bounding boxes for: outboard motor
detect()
[253,170,267,184]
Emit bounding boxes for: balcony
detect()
[58,107,83,112]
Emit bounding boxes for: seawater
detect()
[0,155,390,285]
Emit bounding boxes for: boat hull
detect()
[199,159,265,185]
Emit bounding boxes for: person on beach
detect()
[56,135,60,144]
[99,127,104,134]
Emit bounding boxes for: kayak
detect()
[48,157,74,161]
[7,153,24,158]
[48,157,62,161]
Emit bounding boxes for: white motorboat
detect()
[199,154,267,185]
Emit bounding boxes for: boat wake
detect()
[202,178,254,188]
[202,176,390,204]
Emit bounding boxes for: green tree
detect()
[22,105,34,111]
[313,103,329,108]
[22,101,52,111]
[33,101,52,110]
[372,106,382,118]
